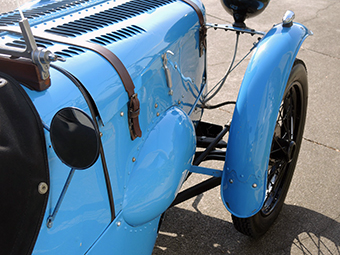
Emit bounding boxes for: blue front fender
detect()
[221,22,312,218]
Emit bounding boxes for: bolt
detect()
[229,179,233,184]
[120,111,124,117]
[38,182,48,195]
[47,218,53,229]
[117,221,121,227]
[252,183,257,188]
[132,157,136,162]
[155,103,158,108]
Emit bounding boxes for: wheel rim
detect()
[261,81,303,216]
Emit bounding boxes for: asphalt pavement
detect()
[0,0,339,254]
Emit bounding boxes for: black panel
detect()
[0,72,49,254]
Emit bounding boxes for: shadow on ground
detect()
[154,203,340,255]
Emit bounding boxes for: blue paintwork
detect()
[24,71,112,253]
[122,107,196,226]
[221,22,312,218]
[0,0,312,253]
[87,212,160,255]
[9,0,204,253]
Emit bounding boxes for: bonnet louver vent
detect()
[6,38,53,49]
[0,0,90,26]
[90,25,145,46]
[5,38,85,58]
[45,0,175,37]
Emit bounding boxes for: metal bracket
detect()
[162,50,174,95]
[190,165,222,178]
[47,168,76,228]
[206,23,265,36]
[0,18,64,80]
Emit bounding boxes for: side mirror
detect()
[50,107,100,169]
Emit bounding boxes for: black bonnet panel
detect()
[0,72,49,254]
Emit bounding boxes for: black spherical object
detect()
[221,0,270,27]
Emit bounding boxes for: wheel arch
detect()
[221,22,311,218]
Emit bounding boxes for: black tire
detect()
[232,59,308,238]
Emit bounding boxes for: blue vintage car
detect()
[0,0,311,254]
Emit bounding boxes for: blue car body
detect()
[0,0,311,253]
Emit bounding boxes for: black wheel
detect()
[232,59,308,238]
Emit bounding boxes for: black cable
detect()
[200,100,236,109]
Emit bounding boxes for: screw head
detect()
[38,182,48,195]
[252,183,257,188]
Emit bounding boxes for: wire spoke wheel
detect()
[232,60,308,238]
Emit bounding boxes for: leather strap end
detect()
[128,93,142,140]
